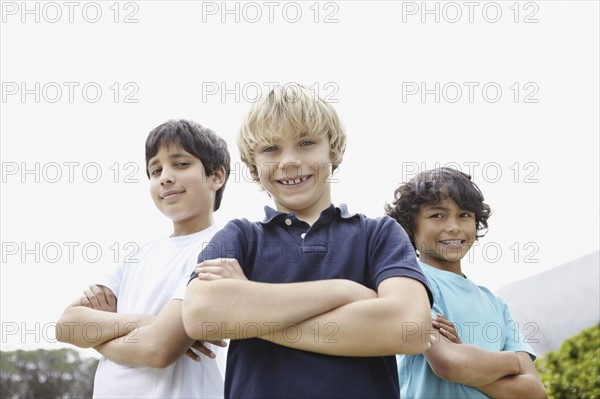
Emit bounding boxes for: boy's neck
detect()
[420,255,464,277]
[171,215,215,237]
[277,203,332,226]
[274,191,333,226]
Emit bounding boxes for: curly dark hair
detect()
[385,167,491,251]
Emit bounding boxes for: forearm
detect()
[260,298,431,356]
[183,278,374,340]
[476,374,548,398]
[56,306,149,348]
[425,343,520,386]
[94,300,195,368]
[94,326,193,368]
[475,352,548,398]
[259,277,433,356]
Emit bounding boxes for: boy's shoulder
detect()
[130,225,222,259]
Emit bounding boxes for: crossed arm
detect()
[56,285,223,368]
[56,285,153,348]
[426,316,548,398]
[182,258,434,356]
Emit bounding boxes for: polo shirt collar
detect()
[260,203,358,225]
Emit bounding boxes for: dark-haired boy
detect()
[386,167,547,398]
[56,119,230,398]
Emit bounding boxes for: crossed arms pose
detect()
[185,258,432,356]
[57,285,223,368]
[428,315,547,398]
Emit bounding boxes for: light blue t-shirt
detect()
[397,261,536,399]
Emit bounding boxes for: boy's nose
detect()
[160,168,175,184]
[278,149,302,170]
[445,219,461,233]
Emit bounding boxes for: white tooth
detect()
[294,178,301,184]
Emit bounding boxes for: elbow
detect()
[537,388,549,399]
[182,300,203,340]
[55,313,93,348]
[396,331,430,355]
[55,318,68,344]
[182,282,215,340]
[429,359,459,381]
[427,352,464,382]
[139,334,182,368]
[394,311,433,355]
[146,346,180,369]
[426,350,475,383]
[530,379,549,399]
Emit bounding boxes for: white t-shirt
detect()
[93,225,226,398]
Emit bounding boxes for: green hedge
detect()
[535,324,600,399]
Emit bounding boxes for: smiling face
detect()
[148,144,224,236]
[253,132,333,224]
[413,197,477,274]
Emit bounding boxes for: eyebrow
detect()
[424,205,448,211]
[147,152,193,168]
[424,204,473,213]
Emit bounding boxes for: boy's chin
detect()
[434,253,465,264]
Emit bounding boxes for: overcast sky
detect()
[1,1,598,354]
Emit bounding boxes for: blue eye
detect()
[262,146,277,153]
[299,140,315,147]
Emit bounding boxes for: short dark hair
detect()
[385,167,491,251]
[145,119,231,211]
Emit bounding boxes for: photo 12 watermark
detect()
[200,1,340,24]
[402,321,540,345]
[199,321,339,343]
[401,82,540,104]
[400,2,539,24]
[1,1,140,24]
[1,241,140,264]
[201,81,340,104]
[1,161,142,184]
[1,82,140,104]
[467,241,540,264]
[1,321,141,345]
[400,161,540,184]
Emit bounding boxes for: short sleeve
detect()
[96,261,124,299]
[367,217,433,306]
[428,280,445,318]
[188,220,251,284]
[500,299,537,361]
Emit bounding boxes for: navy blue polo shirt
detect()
[191,204,432,399]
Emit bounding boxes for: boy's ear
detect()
[331,156,344,174]
[332,154,343,172]
[211,166,226,190]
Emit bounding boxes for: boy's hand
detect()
[184,339,228,361]
[80,285,117,312]
[433,313,462,344]
[194,258,248,281]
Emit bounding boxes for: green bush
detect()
[536,324,600,399]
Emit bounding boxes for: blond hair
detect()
[238,83,346,180]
